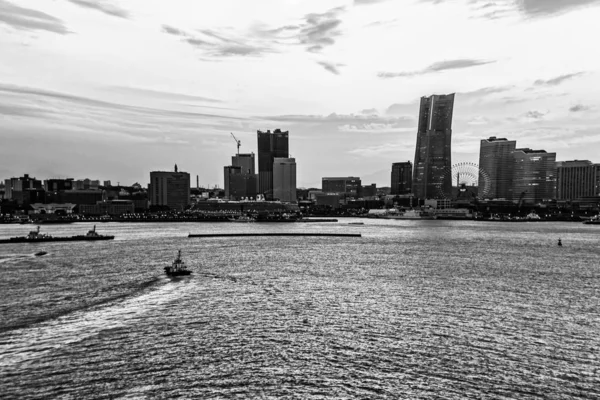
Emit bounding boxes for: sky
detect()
[1,0,599,188]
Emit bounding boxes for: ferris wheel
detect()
[435,162,491,199]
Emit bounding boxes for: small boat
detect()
[228,215,256,222]
[583,215,600,225]
[348,222,364,225]
[164,250,191,276]
[34,250,47,256]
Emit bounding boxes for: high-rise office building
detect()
[4,174,43,200]
[226,152,258,200]
[44,178,74,192]
[322,177,361,197]
[258,129,289,200]
[232,153,255,175]
[512,149,557,204]
[556,160,600,200]
[413,93,455,199]
[273,158,297,203]
[391,162,413,195]
[149,165,190,210]
[224,165,257,201]
[478,137,517,200]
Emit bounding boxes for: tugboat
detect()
[164,250,191,276]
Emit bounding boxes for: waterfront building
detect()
[30,203,77,215]
[412,94,455,199]
[149,165,191,211]
[391,162,413,195]
[4,174,43,200]
[79,200,135,216]
[322,177,361,198]
[257,129,289,200]
[512,149,557,204]
[478,137,517,200]
[361,184,377,198]
[556,160,600,200]
[49,189,103,205]
[273,158,297,203]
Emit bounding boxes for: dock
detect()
[188,233,361,238]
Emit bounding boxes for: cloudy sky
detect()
[1,0,599,188]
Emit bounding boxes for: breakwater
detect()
[188,233,361,238]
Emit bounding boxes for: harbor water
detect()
[0,220,599,399]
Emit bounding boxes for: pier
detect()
[188,233,361,238]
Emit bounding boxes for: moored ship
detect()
[583,215,600,225]
[368,208,436,220]
[0,225,114,243]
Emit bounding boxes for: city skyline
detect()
[1,0,600,187]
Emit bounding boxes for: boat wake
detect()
[0,278,195,368]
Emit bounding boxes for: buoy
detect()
[558,238,562,246]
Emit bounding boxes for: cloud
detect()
[253,6,345,53]
[260,112,414,135]
[569,104,591,112]
[161,25,274,57]
[347,143,407,157]
[297,7,345,53]
[467,116,490,125]
[106,86,223,104]
[378,59,495,79]
[0,83,245,122]
[360,108,378,115]
[162,6,346,59]
[354,0,390,5]
[534,72,586,86]
[338,123,414,133]
[317,61,344,75]
[518,0,600,17]
[458,85,514,99]
[0,0,70,34]
[66,0,130,19]
[162,24,187,37]
[524,110,546,119]
[386,101,418,116]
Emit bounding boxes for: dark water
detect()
[0,220,599,399]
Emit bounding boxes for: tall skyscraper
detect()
[512,149,557,204]
[149,165,190,211]
[391,162,413,195]
[273,158,297,203]
[413,93,455,199]
[257,129,289,199]
[556,160,600,200]
[478,136,517,200]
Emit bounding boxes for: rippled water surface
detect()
[1,220,599,399]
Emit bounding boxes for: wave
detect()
[0,277,193,367]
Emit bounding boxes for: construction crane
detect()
[230,132,241,155]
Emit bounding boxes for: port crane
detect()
[230,132,241,155]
